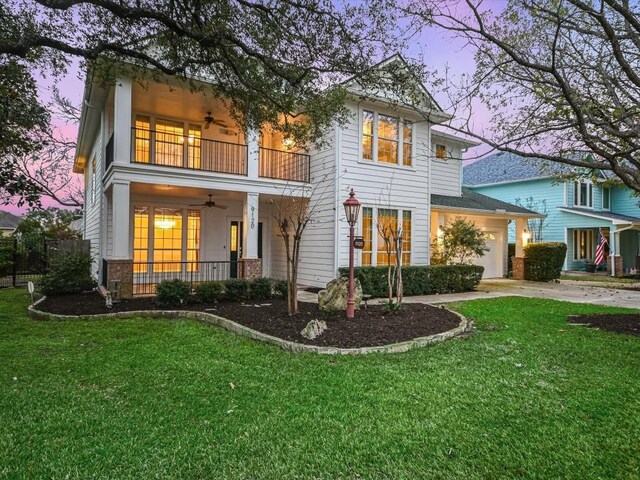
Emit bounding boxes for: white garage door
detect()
[475,231,503,278]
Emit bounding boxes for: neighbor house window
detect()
[435,144,447,160]
[361,207,373,266]
[133,207,149,273]
[602,187,611,210]
[573,229,595,260]
[574,181,593,208]
[361,110,413,166]
[153,208,183,272]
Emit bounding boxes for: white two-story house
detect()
[74,55,539,297]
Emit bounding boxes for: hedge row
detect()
[337,265,484,297]
[523,242,567,282]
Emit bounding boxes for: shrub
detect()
[156,279,191,308]
[224,278,250,301]
[0,242,13,277]
[41,253,95,295]
[250,277,273,300]
[524,242,567,282]
[273,279,289,299]
[338,265,484,297]
[194,281,225,303]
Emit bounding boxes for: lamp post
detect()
[343,189,361,318]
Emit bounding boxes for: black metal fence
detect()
[259,147,311,183]
[132,260,238,295]
[0,236,90,288]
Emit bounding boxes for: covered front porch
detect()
[102,182,297,296]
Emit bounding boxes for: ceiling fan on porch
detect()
[203,112,228,129]
[190,194,228,209]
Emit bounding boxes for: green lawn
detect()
[1,289,639,479]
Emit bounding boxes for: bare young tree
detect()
[514,197,551,243]
[376,209,404,305]
[401,0,640,193]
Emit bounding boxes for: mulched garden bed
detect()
[568,314,640,337]
[36,291,462,348]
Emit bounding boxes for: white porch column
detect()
[111,180,131,259]
[246,125,259,179]
[515,218,528,257]
[113,78,132,165]
[242,192,260,259]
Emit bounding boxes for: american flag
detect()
[595,230,608,265]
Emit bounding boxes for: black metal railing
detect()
[259,147,310,183]
[105,134,114,170]
[132,260,238,296]
[131,128,248,175]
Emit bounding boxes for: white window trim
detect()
[358,206,412,266]
[602,187,611,211]
[358,106,416,169]
[574,180,594,209]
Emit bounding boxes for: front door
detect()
[230,221,263,278]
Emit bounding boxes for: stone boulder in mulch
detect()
[318,277,363,313]
[301,319,327,340]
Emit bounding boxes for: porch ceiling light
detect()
[343,189,361,227]
[283,137,295,150]
[155,219,176,230]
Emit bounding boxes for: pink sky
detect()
[5,20,491,215]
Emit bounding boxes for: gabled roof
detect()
[558,207,640,225]
[463,152,581,187]
[431,188,542,217]
[0,211,22,230]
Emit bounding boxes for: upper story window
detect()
[134,116,202,168]
[574,180,593,208]
[602,187,611,210]
[361,110,413,167]
[435,144,447,160]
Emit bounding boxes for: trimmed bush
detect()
[224,278,250,301]
[194,281,225,303]
[0,242,13,277]
[273,279,289,299]
[41,253,95,296]
[338,265,484,297]
[156,279,191,308]
[250,277,273,300]
[524,242,567,282]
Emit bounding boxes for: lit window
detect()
[133,207,149,273]
[362,111,374,161]
[573,229,595,260]
[361,207,373,266]
[402,211,412,265]
[187,125,202,169]
[402,121,413,166]
[134,116,151,163]
[377,115,399,164]
[377,208,398,265]
[155,119,184,167]
[153,208,183,272]
[436,144,447,160]
[187,211,200,271]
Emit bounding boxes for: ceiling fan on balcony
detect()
[203,112,228,129]
[189,194,228,209]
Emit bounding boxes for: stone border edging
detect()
[28,297,471,355]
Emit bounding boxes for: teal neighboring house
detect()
[464,152,640,276]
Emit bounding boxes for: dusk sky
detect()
[7,16,492,215]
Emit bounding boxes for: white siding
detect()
[82,123,104,280]
[430,141,462,196]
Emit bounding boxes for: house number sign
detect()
[250,206,255,229]
[353,237,365,249]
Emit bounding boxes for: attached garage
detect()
[430,188,543,279]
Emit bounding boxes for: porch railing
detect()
[259,147,310,183]
[105,134,114,170]
[132,260,238,296]
[131,128,248,175]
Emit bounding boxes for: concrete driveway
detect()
[402,278,640,309]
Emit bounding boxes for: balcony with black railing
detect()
[130,127,310,183]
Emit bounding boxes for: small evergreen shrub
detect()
[250,277,273,300]
[338,265,484,297]
[224,278,250,301]
[0,242,13,277]
[41,253,95,295]
[194,281,225,303]
[273,279,289,299]
[524,242,567,282]
[156,279,191,308]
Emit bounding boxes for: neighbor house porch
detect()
[100,183,294,297]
